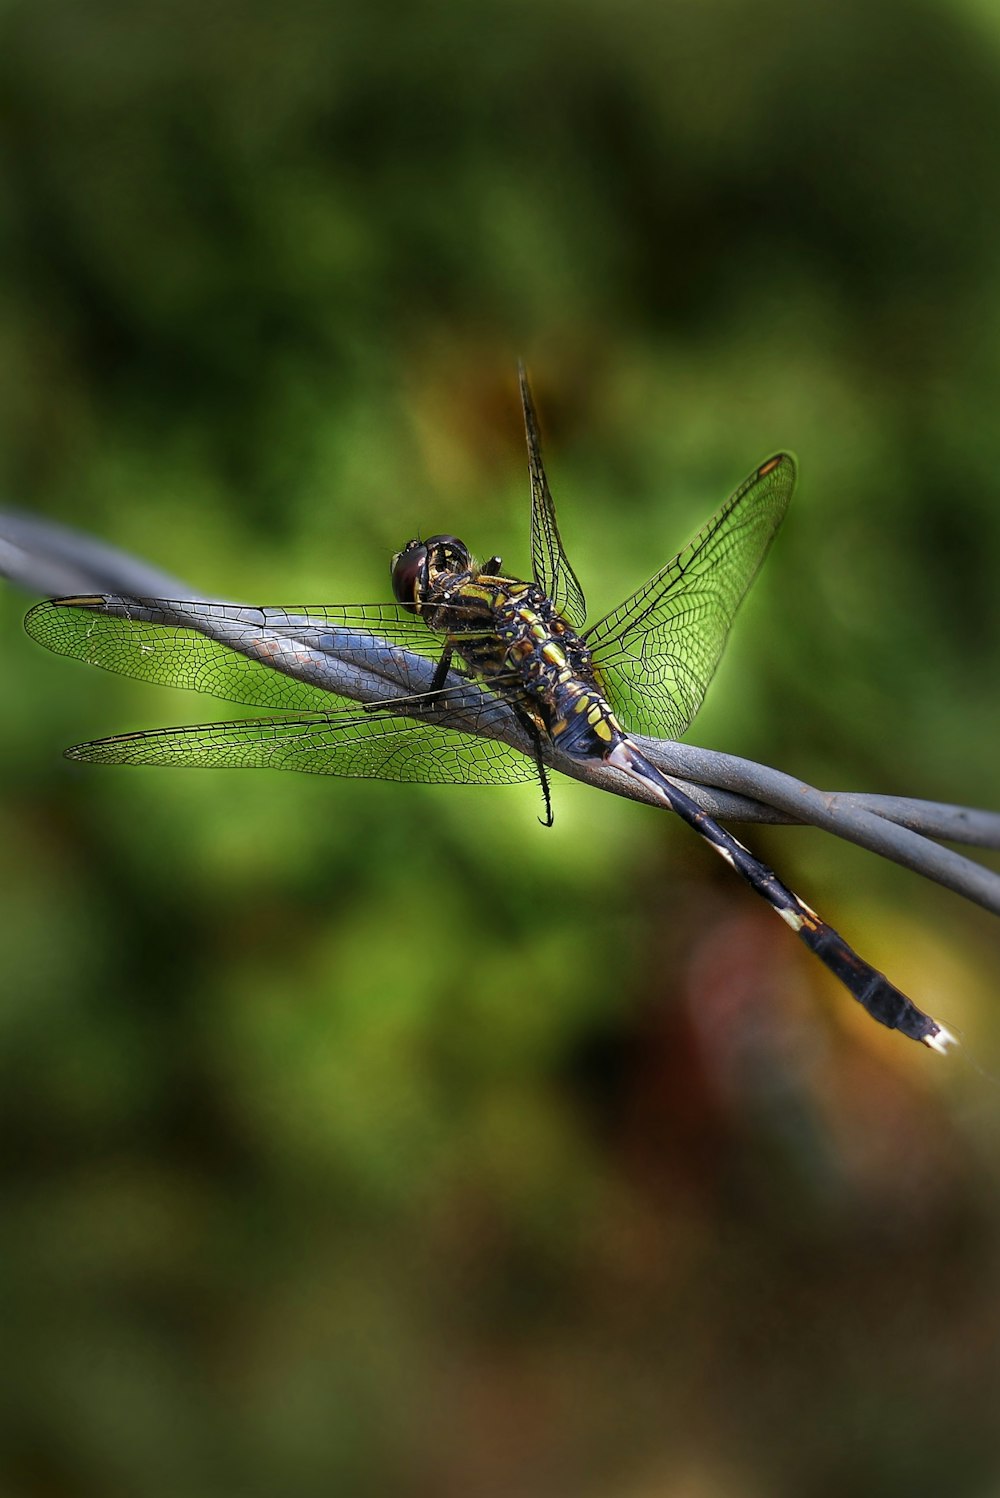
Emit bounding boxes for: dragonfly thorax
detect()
[391,530,622,757]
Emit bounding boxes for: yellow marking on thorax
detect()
[461,584,498,606]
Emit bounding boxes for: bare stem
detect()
[4,506,999,915]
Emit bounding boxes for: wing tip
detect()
[757,452,798,481]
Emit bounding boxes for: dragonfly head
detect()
[391,535,472,613]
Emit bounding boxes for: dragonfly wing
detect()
[24,596,480,712]
[585,453,796,739]
[520,364,587,628]
[66,709,540,784]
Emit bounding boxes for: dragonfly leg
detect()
[482,555,503,576]
[510,703,553,826]
[531,739,554,827]
[430,644,455,693]
[534,744,554,827]
[358,642,458,715]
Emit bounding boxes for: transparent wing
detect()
[520,363,587,628]
[24,596,494,712]
[65,708,540,784]
[585,453,796,739]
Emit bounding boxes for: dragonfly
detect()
[25,367,952,1053]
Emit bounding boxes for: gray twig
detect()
[4,506,999,914]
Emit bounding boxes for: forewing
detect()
[520,364,587,628]
[24,596,488,712]
[65,709,539,784]
[585,453,796,739]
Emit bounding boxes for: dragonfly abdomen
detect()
[604,739,953,1052]
[543,679,624,759]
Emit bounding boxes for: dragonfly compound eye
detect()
[391,540,430,613]
[392,535,472,613]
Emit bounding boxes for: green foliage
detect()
[3,0,1000,1493]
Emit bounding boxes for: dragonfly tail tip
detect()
[922,1023,958,1055]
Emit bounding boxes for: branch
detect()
[4,507,999,915]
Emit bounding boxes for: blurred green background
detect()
[3,0,1000,1493]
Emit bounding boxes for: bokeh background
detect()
[3,1,1000,1494]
